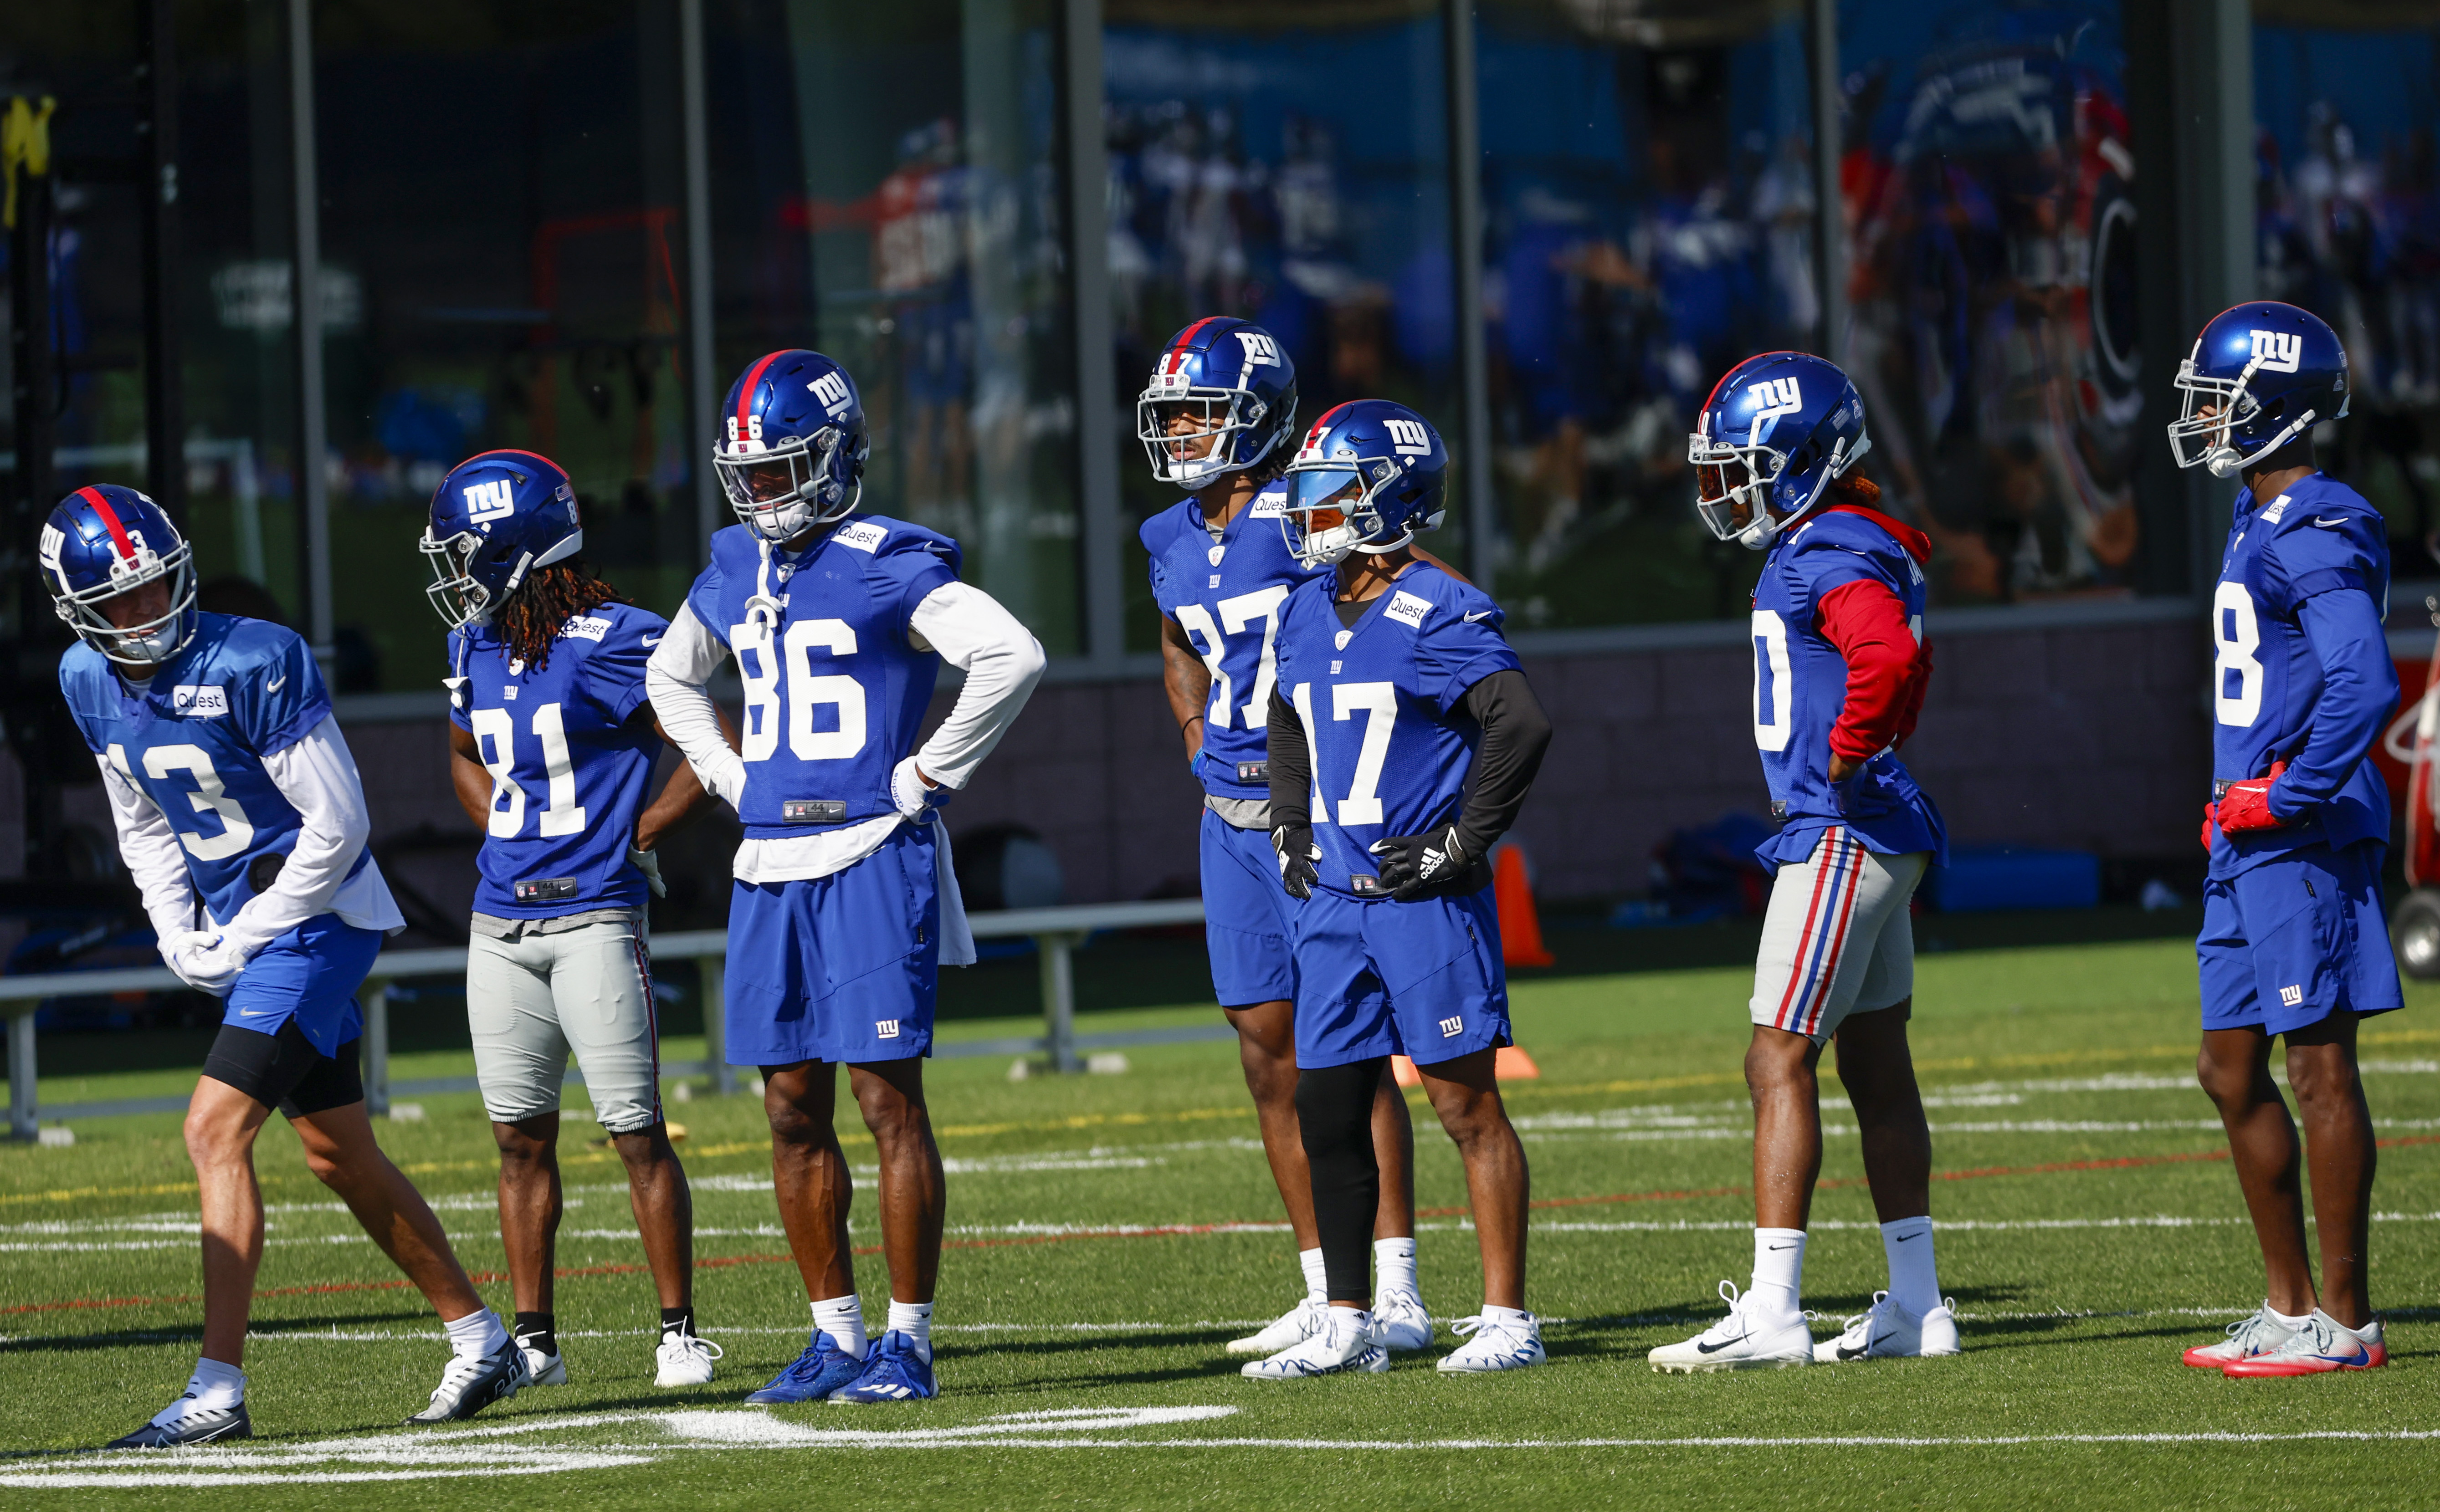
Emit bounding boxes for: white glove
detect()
[629,846,668,898]
[161,930,243,998]
[891,756,949,825]
[698,751,748,810]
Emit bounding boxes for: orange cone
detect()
[1494,843,1555,968]
[1391,1047,1540,1087]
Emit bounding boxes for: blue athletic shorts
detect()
[1291,885,1510,1070]
[725,824,941,1067]
[2198,839,2404,1037]
[1201,806,1298,1009]
[222,913,383,1057]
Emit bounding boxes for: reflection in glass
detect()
[2254,19,2440,565]
[1475,0,1815,628]
[1839,1,2142,605]
[783,0,1080,654]
[1105,2,1452,650]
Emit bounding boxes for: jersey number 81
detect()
[2212,582,2263,728]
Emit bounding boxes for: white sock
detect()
[813,1295,867,1360]
[1374,1237,1418,1300]
[154,1357,245,1424]
[1298,1247,1328,1303]
[1880,1216,1940,1316]
[1750,1228,1807,1320]
[1478,1304,1531,1326]
[2268,1302,2313,1329]
[442,1308,509,1360]
[887,1299,934,1363]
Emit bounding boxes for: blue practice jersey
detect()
[1143,480,1330,802]
[1750,508,1946,871]
[59,612,367,927]
[683,517,959,838]
[2208,473,2395,880]
[448,601,667,917]
[1273,564,1520,899]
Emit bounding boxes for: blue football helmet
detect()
[1689,351,1872,551]
[40,484,199,672]
[2168,301,2350,478]
[1280,400,1448,568]
[1138,317,1300,488]
[419,450,584,628]
[716,349,871,541]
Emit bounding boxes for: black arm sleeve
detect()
[1452,669,1551,860]
[1267,688,1311,830]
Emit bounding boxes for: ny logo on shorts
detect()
[2278,985,2304,1007]
[1437,1015,1463,1038]
[876,1019,901,1039]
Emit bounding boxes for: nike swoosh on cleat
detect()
[1837,1343,1871,1361]
[1694,1333,1747,1354]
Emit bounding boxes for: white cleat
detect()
[1375,1290,1435,1352]
[519,1344,568,1387]
[1813,1292,1960,1362]
[1241,1306,1390,1380]
[1437,1313,1546,1373]
[1226,1297,1328,1356]
[654,1331,724,1387]
[1649,1282,1814,1373]
[405,1339,530,1424]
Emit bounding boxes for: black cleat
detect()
[107,1400,253,1449]
[404,1339,531,1425]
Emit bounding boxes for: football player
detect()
[2173,302,2399,1375]
[45,485,525,1445]
[1647,353,1956,1372]
[646,350,1045,1403]
[1136,318,1435,1356]
[422,450,723,1391]
[1251,401,1553,1379]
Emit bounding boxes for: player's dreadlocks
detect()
[1828,471,1883,509]
[495,560,626,673]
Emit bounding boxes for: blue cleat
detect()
[744,1331,868,1404]
[827,1330,936,1403]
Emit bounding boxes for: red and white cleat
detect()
[2180,1306,2298,1369]
[2220,1311,2385,1376]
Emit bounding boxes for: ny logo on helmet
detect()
[2250,330,2302,374]
[464,479,518,525]
[809,370,853,417]
[1235,332,1281,367]
[1384,418,1432,456]
[36,524,65,576]
[1745,376,1804,442]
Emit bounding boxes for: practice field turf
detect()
[2,928,2436,1508]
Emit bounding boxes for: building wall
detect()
[0,613,2212,928]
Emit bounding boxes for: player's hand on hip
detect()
[1272,824,1319,900]
[2200,803,2219,853]
[1369,825,1468,903]
[891,756,950,825]
[2214,760,2290,837]
[628,845,668,898]
[700,752,748,810]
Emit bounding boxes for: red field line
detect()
[11,1137,2436,1320]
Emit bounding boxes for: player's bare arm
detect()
[1158,613,1213,760]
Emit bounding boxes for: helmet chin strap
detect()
[2206,408,2318,479]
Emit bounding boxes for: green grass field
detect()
[3,925,2436,1508]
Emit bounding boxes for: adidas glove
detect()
[1272,823,1319,901]
[1369,825,1468,902]
[2214,760,2289,837]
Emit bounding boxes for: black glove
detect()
[1369,824,1467,902]
[1272,823,1319,900]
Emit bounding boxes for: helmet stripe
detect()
[734,351,789,439]
[1165,317,1223,376]
[78,486,138,562]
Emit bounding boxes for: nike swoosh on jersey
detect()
[2313,516,2350,526]
[266,675,287,692]
[1463,611,1492,622]
[642,633,663,645]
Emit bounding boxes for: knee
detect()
[1293,1067,1375,1153]
[764,1093,833,1148]
[1744,1033,1812,1102]
[183,1106,249,1168]
[855,1084,932,1150]
[2194,1049,2257,1110]
[2285,1052,2360,1111]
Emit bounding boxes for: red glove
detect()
[2200,804,2218,853]
[2214,761,2289,837]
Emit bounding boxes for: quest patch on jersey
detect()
[834,521,889,554]
[1380,590,1432,630]
[560,615,612,642]
[171,684,229,717]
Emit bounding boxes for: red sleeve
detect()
[1815,577,1929,762]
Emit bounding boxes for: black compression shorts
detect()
[200,1019,364,1118]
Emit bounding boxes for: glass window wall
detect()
[1102,1,1453,651]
